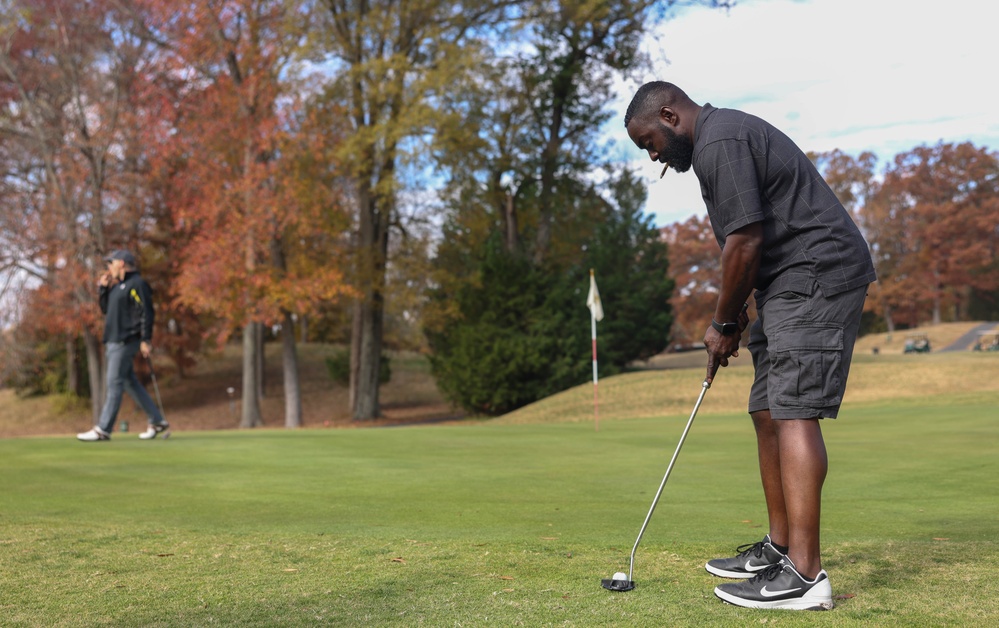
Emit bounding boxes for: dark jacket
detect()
[99,271,155,344]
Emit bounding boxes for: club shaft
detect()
[147,356,166,419]
[628,380,709,581]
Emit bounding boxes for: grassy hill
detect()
[500,321,999,425]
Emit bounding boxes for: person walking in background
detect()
[77,250,171,442]
[625,82,876,610]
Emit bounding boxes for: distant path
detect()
[940,322,999,352]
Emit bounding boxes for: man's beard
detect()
[660,123,695,173]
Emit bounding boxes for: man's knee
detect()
[751,409,775,435]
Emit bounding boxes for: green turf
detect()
[0,395,996,625]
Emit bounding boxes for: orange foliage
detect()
[661,215,725,347]
[864,143,999,326]
[0,0,153,341]
[138,0,353,334]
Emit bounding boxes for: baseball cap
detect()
[103,249,137,266]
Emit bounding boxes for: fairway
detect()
[1,370,997,626]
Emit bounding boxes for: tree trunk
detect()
[174,350,186,379]
[533,59,576,266]
[931,263,942,325]
[83,329,103,422]
[349,177,390,420]
[66,336,79,396]
[353,296,384,420]
[256,322,266,398]
[349,299,362,413]
[241,322,264,427]
[505,192,518,254]
[534,163,554,265]
[281,310,302,428]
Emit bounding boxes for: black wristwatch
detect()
[711,319,739,336]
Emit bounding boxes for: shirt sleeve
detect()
[99,284,110,315]
[698,138,765,238]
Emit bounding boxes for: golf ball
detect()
[613,572,628,581]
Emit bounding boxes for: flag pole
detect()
[587,268,603,432]
[591,301,599,432]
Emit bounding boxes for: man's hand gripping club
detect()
[704,303,750,385]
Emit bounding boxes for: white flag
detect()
[586,270,604,322]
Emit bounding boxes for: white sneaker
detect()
[138,423,171,440]
[77,427,110,442]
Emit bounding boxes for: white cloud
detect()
[608,0,999,226]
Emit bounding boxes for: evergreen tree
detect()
[427,168,672,416]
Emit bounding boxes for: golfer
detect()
[625,82,876,610]
[77,250,170,442]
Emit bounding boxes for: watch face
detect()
[714,320,737,335]
[712,319,735,335]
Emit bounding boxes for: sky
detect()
[605,0,999,227]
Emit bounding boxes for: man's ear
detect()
[659,106,678,126]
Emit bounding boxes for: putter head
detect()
[601,577,635,592]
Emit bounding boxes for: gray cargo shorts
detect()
[747,284,868,419]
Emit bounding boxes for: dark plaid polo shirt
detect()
[692,104,877,305]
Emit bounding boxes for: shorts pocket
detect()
[770,325,844,408]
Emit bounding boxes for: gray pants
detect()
[97,340,164,433]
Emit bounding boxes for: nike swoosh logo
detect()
[760,586,802,598]
[743,561,770,572]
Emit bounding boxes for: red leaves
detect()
[863,143,999,326]
[145,0,354,329]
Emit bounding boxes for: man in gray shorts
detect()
[625,82,876,610]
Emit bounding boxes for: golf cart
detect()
[903,333,931,354]
[973,330,999,352]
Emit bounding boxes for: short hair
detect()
[624,81,688,127]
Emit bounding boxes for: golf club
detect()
[146,354,171,438]
[601,379,711,592]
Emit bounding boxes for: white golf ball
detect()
[612,572,628,581]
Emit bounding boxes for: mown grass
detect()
[1,363,997,625]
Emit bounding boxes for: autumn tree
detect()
[864,143,999,327]
[312,0,520,420]
[140,0,351,427]
[0,0,158,419]
[811,149,881,331]
[811,149,879,215]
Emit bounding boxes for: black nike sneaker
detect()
[705,534,785,578]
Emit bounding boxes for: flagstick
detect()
[591,307,599,432]
[586,268,603,432]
